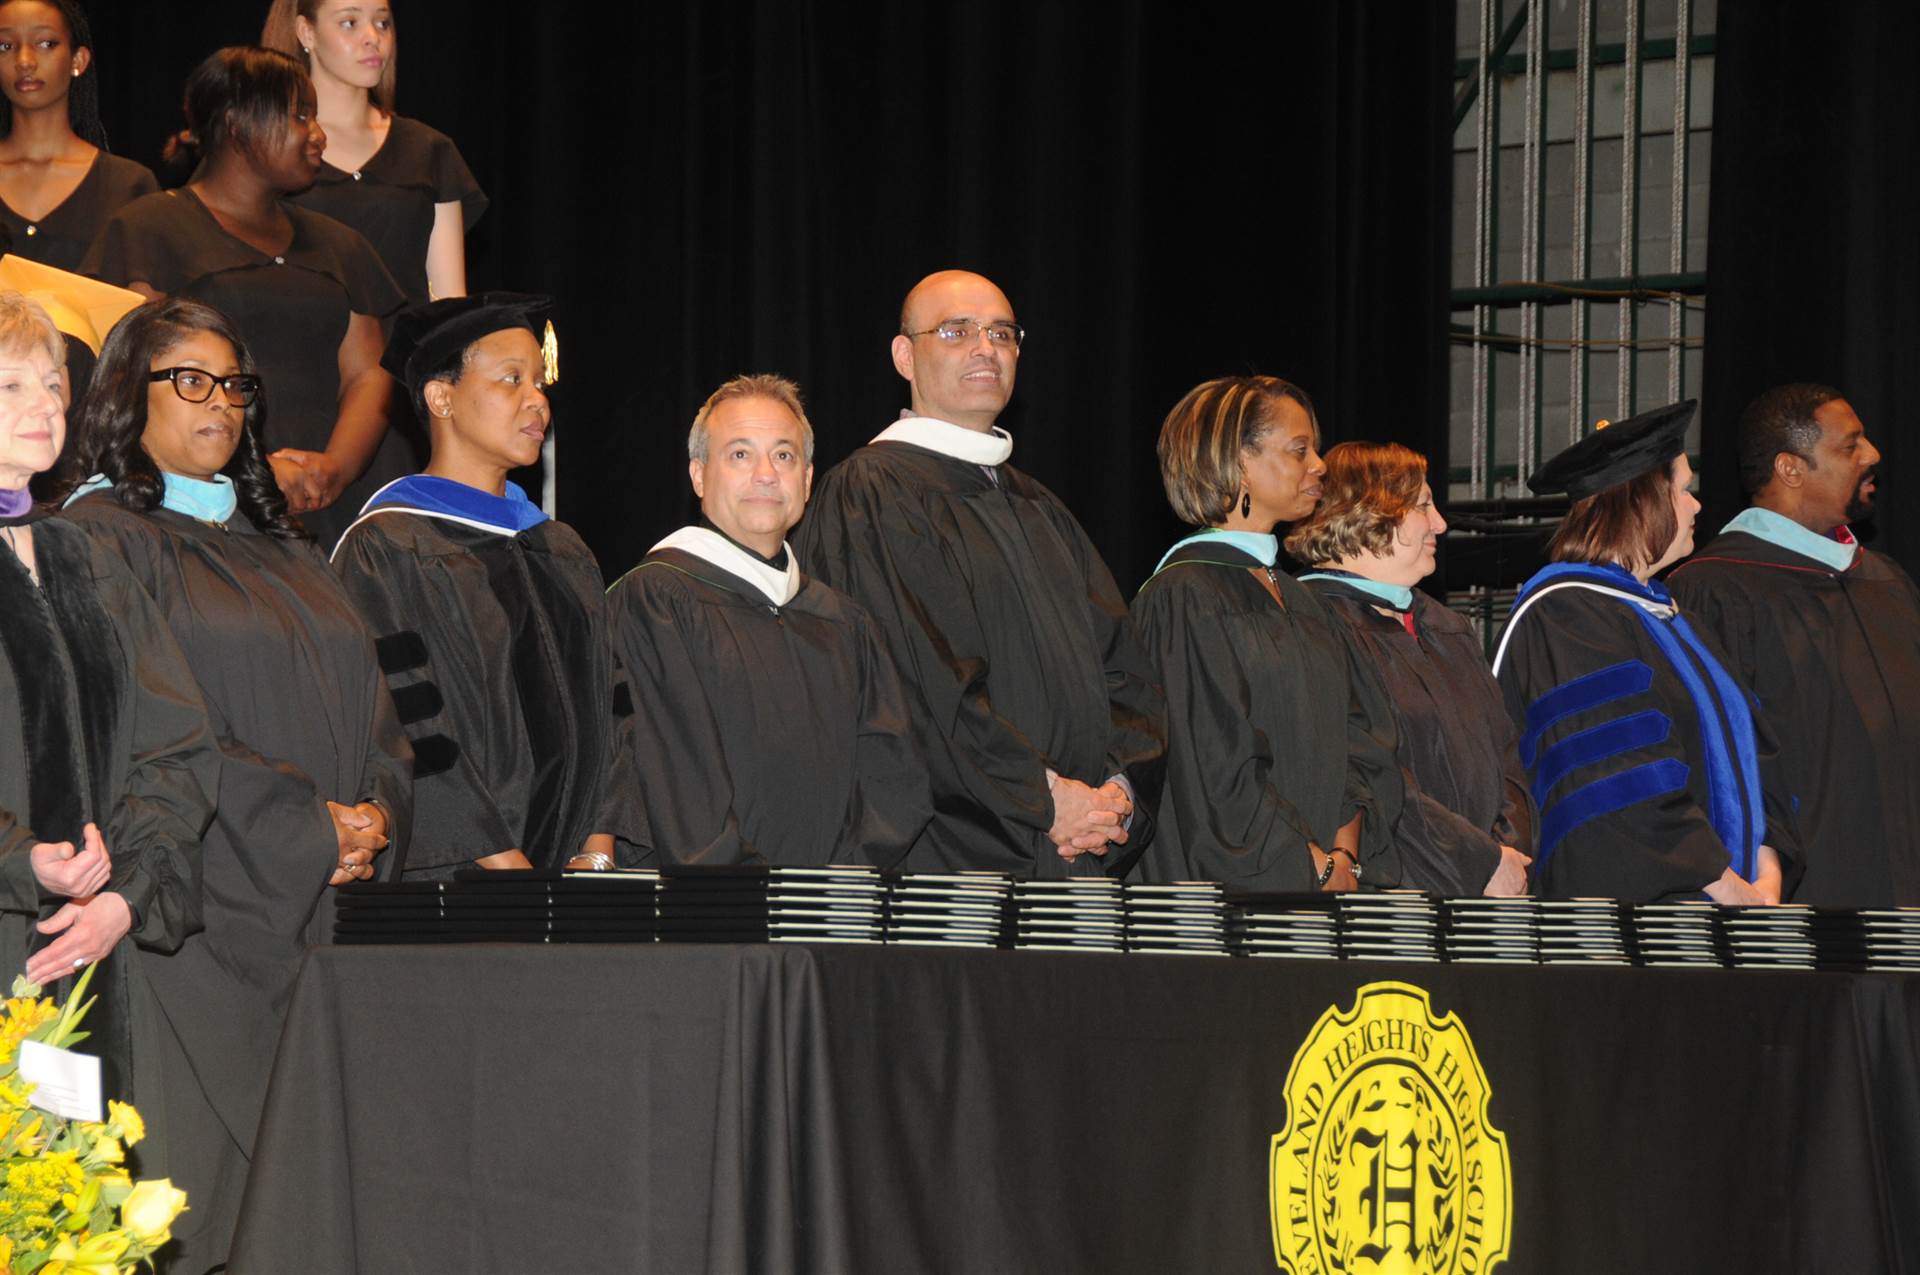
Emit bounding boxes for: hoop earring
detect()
[1241,490,1251,520]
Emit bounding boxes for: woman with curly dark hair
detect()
[0,0,156,270]
[1289,441,1533,897]
[58,295,411,1273]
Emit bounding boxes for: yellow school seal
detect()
[1269,982,1511,1274]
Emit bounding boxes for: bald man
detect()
[794,271,1165,877]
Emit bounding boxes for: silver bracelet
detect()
[572,851,614,871]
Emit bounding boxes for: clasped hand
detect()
[30,822,110,897]
[1046,772,1132,860]
[327,801,389,886]
[268,449,345,513]
[26,823,132,984]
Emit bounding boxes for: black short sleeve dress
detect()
[80,189,407,547]
[0,150,157,272]
[288,115,487,308]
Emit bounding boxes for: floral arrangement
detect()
[0,968,186,1274]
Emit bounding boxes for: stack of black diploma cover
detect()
[333,871,1920,970]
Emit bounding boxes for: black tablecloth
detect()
[230,945,1920,1273]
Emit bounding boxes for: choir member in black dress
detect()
[610,374,929,868]
[794,270,1164,877]
[0,289,212,1099]
[59,295,411,1274]
[334,292,628,877]
[1288,442,1533,897]
[1669,385,1920,906]
[80,47,404,549]
[0,1,155,271]
[264,0,486,306]
[1494,400,1798,903]
[1130,375,1400,892]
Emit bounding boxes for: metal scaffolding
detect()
[1447,0,1713,642]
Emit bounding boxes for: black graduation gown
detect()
[0,516,214,1097]
[333,509,627,875]
[1669,530,1920,905]
[80,189,407,548]
[1307,579,1534,896]
[1494,574,1801,901]
[794,440,1165,878]
[289,115,488,308]
[63,492,413,1273]
[1128,544,1403,891]
[0,151,156,272]
[608,546,930,867]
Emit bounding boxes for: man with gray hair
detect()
[1669,384,1920,905]
[607,374,930,867]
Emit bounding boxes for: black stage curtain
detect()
[90,3,1453,592]
[1705,5,1920,575]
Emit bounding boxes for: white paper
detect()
[18,1039,102,1123]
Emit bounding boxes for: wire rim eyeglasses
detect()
[902,319,1025,349]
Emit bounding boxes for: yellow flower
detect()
[107,1101,145,1146]
[0,1235,11,1263]
[71,1231,131,1265]
[119,1178,188,1247]
[89,1137,123,1166]
[39,1231,124,1275]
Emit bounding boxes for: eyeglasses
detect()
[903,319,1025,349]
[150,367,261,406]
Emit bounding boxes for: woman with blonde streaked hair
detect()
[1131,374,1402,893]
[1288,440,1533,897]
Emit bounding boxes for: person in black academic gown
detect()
[609,374,929,867]
[0,289,214,1134]
[1131,376,1401,893]
[1288,441,1533,897]
[1494,400,1799,903]
[794,270,1164,878]
[334,292,629,876]
[59,295,411,1274]
[1669,385,1920,906]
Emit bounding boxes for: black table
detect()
[231,945,1920,1273]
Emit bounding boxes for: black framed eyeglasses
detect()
[902,319,1025,349]
[150,367,261,407]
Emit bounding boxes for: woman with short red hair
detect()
[1289,441,1533,897]
[1493,401,1798,903]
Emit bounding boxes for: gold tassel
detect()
[542,320,560,386]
